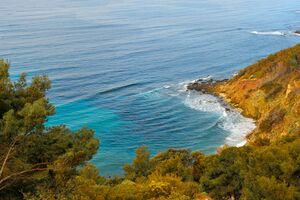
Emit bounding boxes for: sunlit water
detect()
[1,0,300,175]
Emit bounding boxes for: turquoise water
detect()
[1,0,300,175]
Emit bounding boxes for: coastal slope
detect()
[190,44,300,145]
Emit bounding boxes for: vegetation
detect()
[0,59,99,199]
[215,44,300,144]
[1,45,300,199]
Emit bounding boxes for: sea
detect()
[1,0,300,175]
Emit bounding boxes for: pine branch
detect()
[0,140,17,177]
[0,167,49,191]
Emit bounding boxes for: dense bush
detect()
[0,60,100,199]
[259,108,286,132]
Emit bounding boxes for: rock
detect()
[187,82,215,93]
[187,78,226,94]
[295,30,300,35]
[286,80,300,98]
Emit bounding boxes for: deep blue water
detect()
[1,0,300,175]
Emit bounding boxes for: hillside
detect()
[189,44,300,145]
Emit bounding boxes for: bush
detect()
[259,108,286,132]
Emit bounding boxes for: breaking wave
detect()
[167,80,256,147]
[251,31,286,36]
[251,30,300,37]
[183,91,255,147]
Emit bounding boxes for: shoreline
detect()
[187,77,257,146]
[188,45,300,146]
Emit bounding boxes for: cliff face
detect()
[214,45,300,145]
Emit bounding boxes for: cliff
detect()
[189,44,300,145]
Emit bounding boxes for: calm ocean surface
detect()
[1,0,300,175]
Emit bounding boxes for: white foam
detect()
[143,79,256,147]
[251,30,300,37]
[219,110,256,146]
[200,75,212,81]
[232,72,239,77]
[184,92,225,113]
[251,31,286,36]
[183,90,256,147]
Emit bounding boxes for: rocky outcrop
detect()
[286,79,300,97]
[187,78,225,94]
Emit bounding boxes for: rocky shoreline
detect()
[186,77,256,147]
[187,45,300,145]
[186,77,233,111]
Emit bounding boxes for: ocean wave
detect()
[134,78,256,147]
[251,31,286,36]
[182,88,255,147]
[96,83,139,95]
[251,30,300,37]
[218,110,256,147]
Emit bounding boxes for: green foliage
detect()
[151,149,194,180]
[0,61,99,199]
[201,138,300,200]
[260,82,283,100]
[118,137,300,200]
[259,108,286,132]
[200,147,249,199]
[243,176,297,200]
[24,164,107,200]
[290,54,299,67]
[124,146,152,180]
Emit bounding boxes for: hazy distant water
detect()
[1,0,300,175]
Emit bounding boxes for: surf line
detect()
[185,77,256,147]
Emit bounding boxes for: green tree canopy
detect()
[0,60,99,199]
